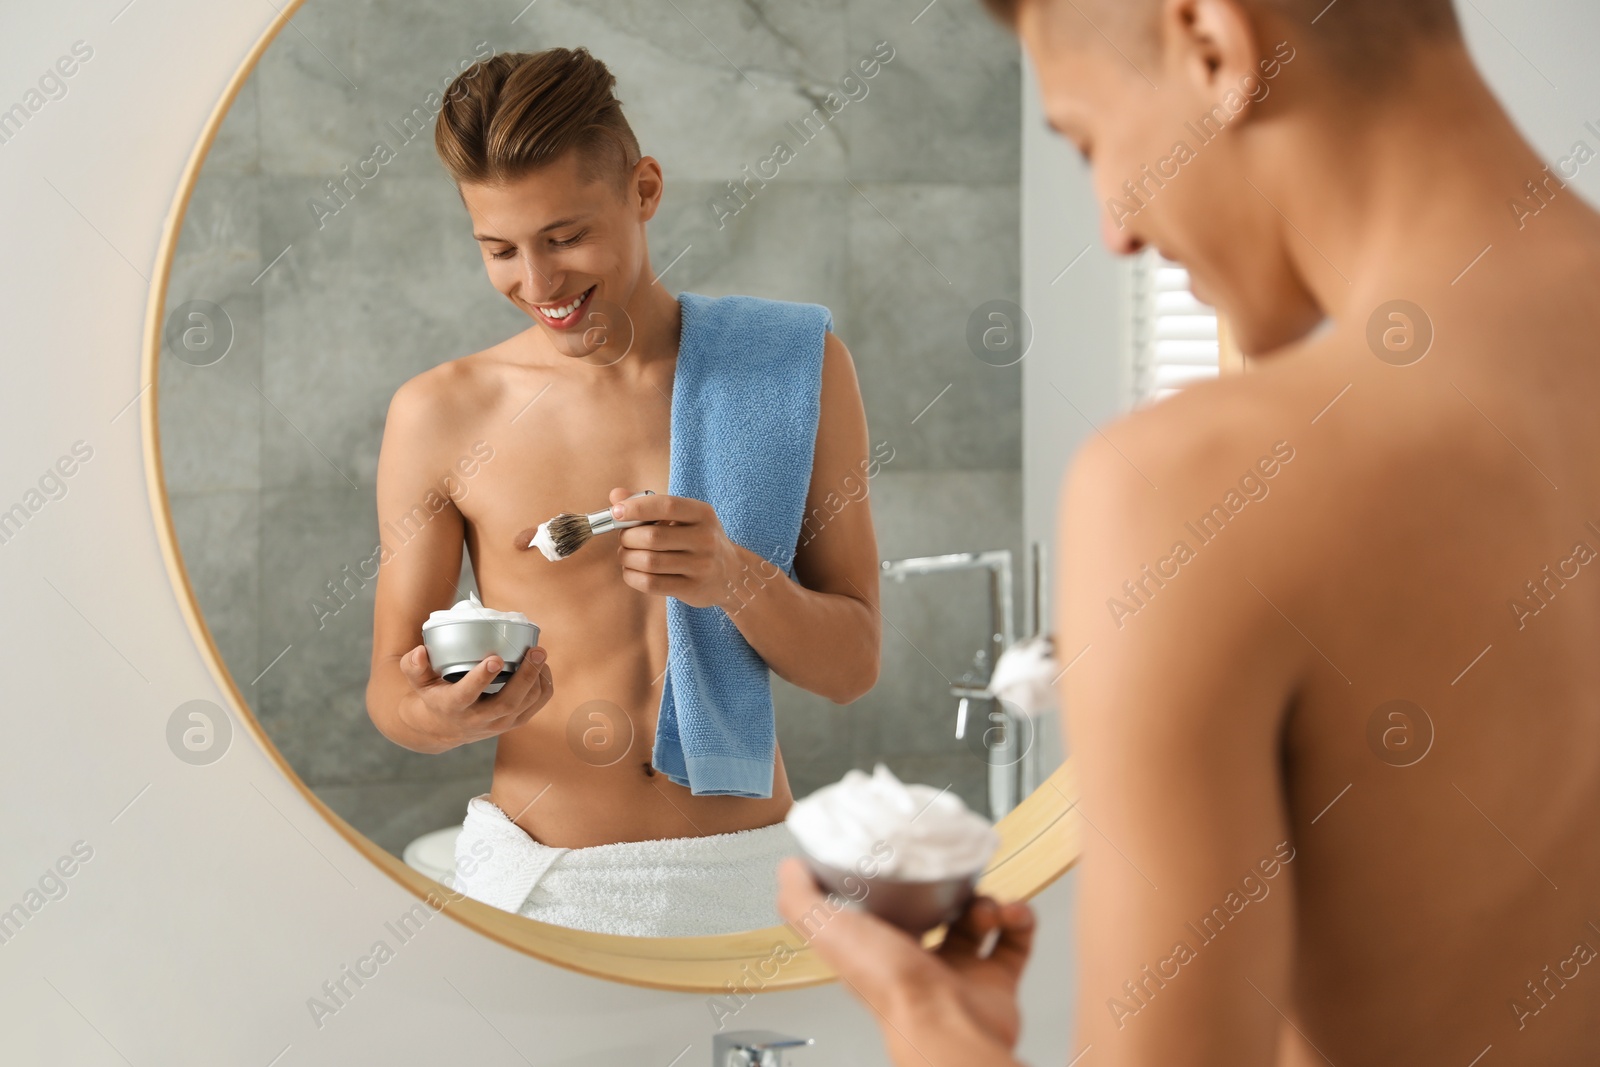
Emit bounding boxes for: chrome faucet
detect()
[881,551,1015,692]
[712,1031,814,1067]
[881,550,1021,815]
[880,554,1014,701]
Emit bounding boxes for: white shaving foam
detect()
[786,763,999,880]
[530,522,561,562]
[421,590,533,631]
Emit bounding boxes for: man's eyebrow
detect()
[472,215,588,242]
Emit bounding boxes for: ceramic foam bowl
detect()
[421,618,539,694]
[801,852,984,936]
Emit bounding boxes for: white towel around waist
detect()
[451,794,800,937]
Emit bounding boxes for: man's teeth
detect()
[536,290,589,320]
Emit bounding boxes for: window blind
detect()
[1130,250,1219,405]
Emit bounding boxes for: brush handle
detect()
[586,490,655,535]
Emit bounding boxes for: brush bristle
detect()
[546,512,594,558]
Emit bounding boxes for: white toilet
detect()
[402,825,464,886]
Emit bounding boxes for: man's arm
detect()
[735,330,882,700]
[613,331,882,703]
[365,376,552,753]
[1058,422,1303,1065]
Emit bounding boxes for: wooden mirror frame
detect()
[138,0,1083,993]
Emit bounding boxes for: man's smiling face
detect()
[460,149,659,358]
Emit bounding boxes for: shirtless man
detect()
[364,47,880,933]
[779,0,1600,1062]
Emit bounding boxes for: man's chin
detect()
[541,292,636,367]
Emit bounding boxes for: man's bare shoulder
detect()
[1057,325,1506,667]
[1064,340,1323,533]
[386,343,514,431]
[379,344,526,482]
[1066,326,1489,547]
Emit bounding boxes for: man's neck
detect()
[1253,43,1588,326]
[619,275,685,364]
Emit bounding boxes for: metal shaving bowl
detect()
[421,618,539,695]
[801,853,983,936]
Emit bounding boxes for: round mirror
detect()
[145,0,1077,989]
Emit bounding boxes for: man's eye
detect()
[491,248,516,260]
[551,231,586,248]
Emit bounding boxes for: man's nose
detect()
[522,253,558,299]
[1101,211,1146,257]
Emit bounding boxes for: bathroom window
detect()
[1130,249,1222,405]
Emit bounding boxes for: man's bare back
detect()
[1062,231,1600,1062]
[780,2,1600,1063]
[1268,268,1600,1063]
[1055,86,1600,1067]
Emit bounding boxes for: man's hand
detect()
[610,487,744,609]
[394,644,553,752]
[775,856,1034,1066]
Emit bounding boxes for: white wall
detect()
[0,3,1078,1065]
[1457,0,1600,208]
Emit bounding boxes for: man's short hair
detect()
[979,0,1461,83]
[434,47,642,187]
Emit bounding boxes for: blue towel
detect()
[651,292,832,797]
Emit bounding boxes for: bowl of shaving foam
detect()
[420,592,539,694]
[786,763,1000,935]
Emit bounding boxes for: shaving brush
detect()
[525,490,655,561]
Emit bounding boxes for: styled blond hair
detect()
[434,47,641,186]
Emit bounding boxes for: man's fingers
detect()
[943,896,998,945]
[397,645,437,689]
[504,660,553,723]
[610,491,701,526]
[616,524,694,552]
[942,896,1035,970]
[982,902,1035,973]
[618,549,692,575]
[941,896,1001,960]
[511,663,554,724]
[492,647,547,704]
[446,653,504,710]
[619,568,694,598]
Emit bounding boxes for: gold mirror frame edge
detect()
[138,0,1083,994]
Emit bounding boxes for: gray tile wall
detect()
[159,0,1022,858]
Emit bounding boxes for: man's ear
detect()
[1162,0,1267,121]
[633,156,665,221]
